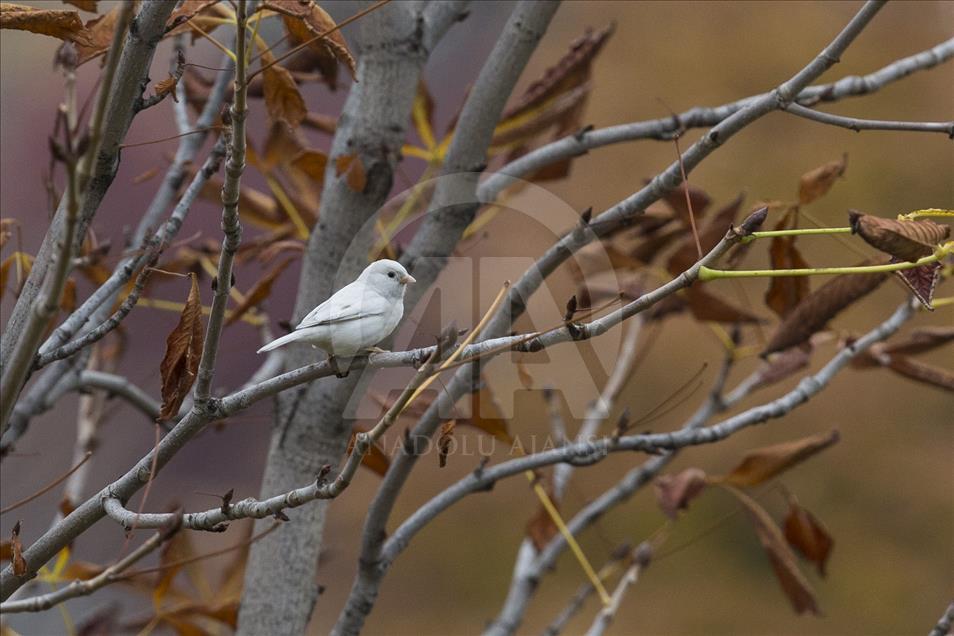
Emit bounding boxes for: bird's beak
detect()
[400,274,416,284]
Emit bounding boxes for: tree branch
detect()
[0,1,136,435]
[782,102,954,135]
[477,36,952,205]
[0,520,180,614]
[0,0,175,393]
[193,0,248,402]
[929,600,954,636]
[378,301,914,574]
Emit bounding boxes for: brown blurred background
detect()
[1,1,952,634]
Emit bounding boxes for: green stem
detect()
[740,226,852,243]
[699,252,942,281]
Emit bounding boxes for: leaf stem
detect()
[699,250,945,281]
[740,226,852,243]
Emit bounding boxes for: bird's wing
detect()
[295,283,387,330]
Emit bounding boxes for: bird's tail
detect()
[256,330,302,354]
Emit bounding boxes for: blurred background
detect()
[1,1,952,634]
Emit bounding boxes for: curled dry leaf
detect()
[263,64,307,128]
[167,0,221,30]
[763,263,888,356]
[500,23,614,124]
[783,497,833,577]
[74,4,119,65]
[225,257,295,327]
[885,355,954,392]
[347,427,390,476]
[158,273,204,420]
[267,0,356,83]
[725,486,819,615]
[849,211,949,262]
[0,2,92,46]
[154,75,179,103]
[654,467,708,519]
[798,153,846,205]
[765,206,811,319]
[334,153,367,193]
[715,430,840,487]
[10,521,26,576]
[893,260,942,310]
[437,420,456,468]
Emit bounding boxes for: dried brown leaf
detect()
[727,487,819,615]
[884,326,954,357]
[10,521,26,576]
[225,257,294,327]
[74,5,118,65]
[763,264,888,356]
[716,430,840,487]
[158,274,204,420]
[501,23,614,121]
[437,420,456,468]
[753,345,812,390]
[668,193,744,275]
[263,63,306,128]
[154,75,179,103]
[765,206,811,319]
[0,3,92,45]
[262,120,303,173]
[885,356,954,392]
[166,0,220,30]
[893,260,942,309]
[849,211,949,262]
[290,149,328,183]
[64,1,97,11]
[686,286,763,324]
[654,467,708,519]
[334,153,367,193]
[798,154,846,205]
[783,498,833,577]
[268,0,356,82]
[200,177,283,230]
[656,181,712,227]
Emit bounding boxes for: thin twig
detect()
[0,520,180,613]
[0,452,92,515]
[783,103,954,135]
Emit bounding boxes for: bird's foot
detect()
[328,355,349,379]
[364,346,389,354]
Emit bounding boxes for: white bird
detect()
[257,259,415,358]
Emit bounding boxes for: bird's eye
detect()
[388,271,396,279]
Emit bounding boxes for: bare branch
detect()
[0,1,135,434]
[477,36,953,205]
[0,520,180,614]
[0,0,176,396]
[193,0,249,402]
[929,601,954,636]
[584,544,652,636]
[379,302,914,613]
[783,103,954,135]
